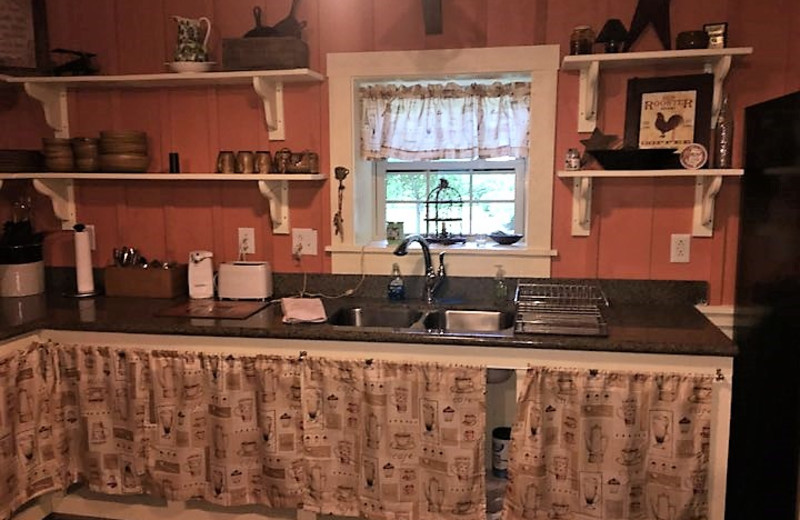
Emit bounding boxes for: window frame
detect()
[374,159,527,241]
[327,45,560,278]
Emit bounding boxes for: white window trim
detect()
[375,158,527,240]
[327,45,559,278]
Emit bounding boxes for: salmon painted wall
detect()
[0,0,797,303]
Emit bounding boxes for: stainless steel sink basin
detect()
[328,306,422,328]
[327,305,515,336]
[422,309,515,335]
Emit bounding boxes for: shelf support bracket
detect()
[693,175,723,237]
[252,78,285,141]
[24,83,70,138]
[258,179,290,234]
[32,178,76,230]
[570,177,592,236]
[577,60,599,133]
[706,56,731,129]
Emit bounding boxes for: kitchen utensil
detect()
[216,151,235,173]
[244,6,276,37]
[272,0,305,39]
[235,151,255,173]
[172,15,212,62]
[188,250,214,299]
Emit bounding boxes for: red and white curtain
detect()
[360,81,531,161]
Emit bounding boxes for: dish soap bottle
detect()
[494,265,508,305]
[388,263,405,301]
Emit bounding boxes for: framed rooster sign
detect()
[623,74,714,153]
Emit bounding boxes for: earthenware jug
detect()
[172,16,212,62]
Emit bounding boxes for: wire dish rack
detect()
[514,282,609,336]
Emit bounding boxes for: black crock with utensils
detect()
[0,220,43,264]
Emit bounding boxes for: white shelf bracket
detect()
[258,179,290,234]
[577,60,599,133]
[693,175,724,237]
[24,83,70,138]
[570,177,592,236]
[706,56,732,129]
[252,77,285,141]
[32,178,76,230]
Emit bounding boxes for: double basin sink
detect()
[327,303,516,337]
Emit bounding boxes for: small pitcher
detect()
[173,16,212,62]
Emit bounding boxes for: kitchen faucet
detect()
[393,234,446,304]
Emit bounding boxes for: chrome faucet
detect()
[393,234,446,303]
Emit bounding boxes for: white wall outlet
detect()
[292,228,318,256]
[85,224,96,251]
[238,227,256,255]
[670,233,690,263]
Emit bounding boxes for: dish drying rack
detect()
[514,282,609,336]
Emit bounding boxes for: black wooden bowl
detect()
[489,233,523,245]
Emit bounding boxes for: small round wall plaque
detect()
[679,143,708,169]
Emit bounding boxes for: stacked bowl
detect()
[71,137,99,171]
[42,138,74,171]
[99,131,150,172]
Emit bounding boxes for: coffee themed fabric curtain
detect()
[503,368,714,520]
[301,358,486,520]
[0,341,487,520]
[359,81,531,161]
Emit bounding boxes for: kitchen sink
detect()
[327,306,423,329]
[422,309,515,335]
[327,305,515,337]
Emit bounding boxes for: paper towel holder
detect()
[63,223,102,298]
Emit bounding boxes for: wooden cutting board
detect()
[156,300,268,319]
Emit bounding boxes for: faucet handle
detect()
[438,251,446,276]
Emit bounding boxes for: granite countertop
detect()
[0,282,735,356]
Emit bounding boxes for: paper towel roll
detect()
[74,229,94,294]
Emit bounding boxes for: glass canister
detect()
[570,25,595,55]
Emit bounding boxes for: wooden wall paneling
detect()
[433,0,487,49]
[648,179,708,281]
[0,85,49,148]
[70,0,120,75]
[788,0,800,90]
[318,0,374,53]
[595,178,655,279]
[115,0,166,74]
[713,179,741,305]
[372,0,428,51]
[220,184,267,263]
[166,89,214,172]
[120,183,169,264]
[44,0,77,54]
[75,181,123,267]
[164,182,217,266]
[485,0,541,47]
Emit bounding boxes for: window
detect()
[327,46,559,277]
[375,159,526,240]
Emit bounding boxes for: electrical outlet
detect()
[85,224,96,251]
[238,227,256,255]
[670,233,690,263]
[292,228,318,256]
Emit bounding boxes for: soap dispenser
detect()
[388,263,405,301]
[494,265,508,305]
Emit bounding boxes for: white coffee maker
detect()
[188,250,214,299]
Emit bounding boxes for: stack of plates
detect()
[0,150,44,172]
[42,138,74,171]
[99,130,150,172]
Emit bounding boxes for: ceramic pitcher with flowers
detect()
[172,16,211,62]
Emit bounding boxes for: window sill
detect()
[326,242,557,276]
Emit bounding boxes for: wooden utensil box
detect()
[222,37,309,71]
[105,264,187,298]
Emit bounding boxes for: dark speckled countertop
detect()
[0,277,735,356]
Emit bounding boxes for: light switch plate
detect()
[292,228,318,256]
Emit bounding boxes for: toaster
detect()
[217,261,273,300]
